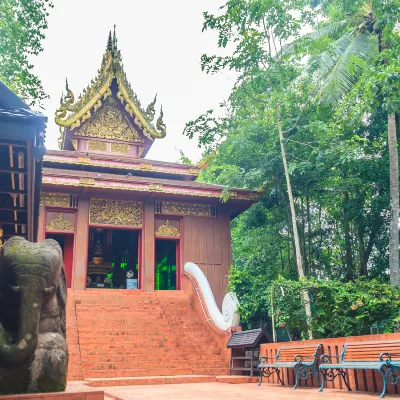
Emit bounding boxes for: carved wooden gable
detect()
[73,96,144,143]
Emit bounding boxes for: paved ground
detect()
[92,383,396,400]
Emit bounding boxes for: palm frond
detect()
[282,20,348,55]
[315,32,378,105]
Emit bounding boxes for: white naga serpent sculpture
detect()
[184,262,240,331]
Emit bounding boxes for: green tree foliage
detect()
[0,0,53,105]
[267,278,400,339]
[185,0,400,332]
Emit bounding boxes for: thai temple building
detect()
[36,29,259,382]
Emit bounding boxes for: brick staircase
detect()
[66,290,230,381]
[66,290,83,381]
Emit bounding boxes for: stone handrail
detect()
[183,262,240,332]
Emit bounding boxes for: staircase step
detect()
[83,367,230,378]
[85,375,258,387]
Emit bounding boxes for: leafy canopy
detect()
[0,0,53,105]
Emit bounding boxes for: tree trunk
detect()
[306,196,312,275]
[343,192,354,280]
[301,197,308,275]
[357,223,368,276]
[277,107,313,339]
[388,113,400,286]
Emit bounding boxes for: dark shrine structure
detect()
[0,81,46,245]
[38,29,259,307]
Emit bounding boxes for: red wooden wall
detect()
[182,212,232,307]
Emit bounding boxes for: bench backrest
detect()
[277,344,321,363]
[342,340,400,363]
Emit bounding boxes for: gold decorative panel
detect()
[111,142,130,154]
[149,184,162,192]
[77,157,91,164]
[41,192,70,207]
[89,199,143,226]
[88,140,107,152]
[155,220,180,237]
[160,201,211,217]
[46,213,75,231]
[74,97,144,143]
[80,178,95,187]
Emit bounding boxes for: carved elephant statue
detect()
[0,237,68,394]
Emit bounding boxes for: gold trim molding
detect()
[89,198,143,226]
[140,163,153,171]
[43,156,201,177]
[80,178,95,187]
[41,178,257,200]
[155,220,180,237]
[160,201,211,217]
[46,213,75,231]
[77,157,91,164]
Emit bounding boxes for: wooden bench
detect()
[258,344,321,389]
[319,340,400,398]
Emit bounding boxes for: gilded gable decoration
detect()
[74,97,143,143]
[55,27,166,142]
[46,213,75,231]
[155,220,180,237]
[89,199,143,226]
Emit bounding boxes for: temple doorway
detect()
[87,228,140,289]
[155,239,178,290]
[46,233,74,288]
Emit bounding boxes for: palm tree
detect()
[288,4,399,284]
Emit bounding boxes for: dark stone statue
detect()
[0,237,68,394]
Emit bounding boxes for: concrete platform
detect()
[96,383,398,400]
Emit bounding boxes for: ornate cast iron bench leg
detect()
[293,365,319,390]
[258,367,284,386]
[258,367,265,386]
[319,368,352,393]
[380,365,400,398]
[314,366,321,388]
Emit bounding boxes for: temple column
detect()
[37,204,46,242]
[74,195,89,290]
[143,200,155,291]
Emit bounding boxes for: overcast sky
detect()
[33,0,235,163]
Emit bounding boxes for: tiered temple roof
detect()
[55,27,165,158]
[43,28,259,217]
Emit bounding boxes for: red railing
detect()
[260,333,400,395]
